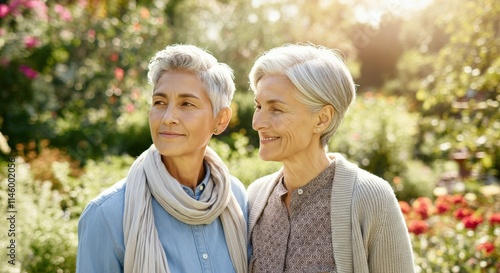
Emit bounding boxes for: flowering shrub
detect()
[401,192,500,272]
[0,0,171,161]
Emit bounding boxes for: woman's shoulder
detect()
[248,171,280,194]
[349,167,400,218]
[229,175,246,193]
[332,153,396,205]
[333,153,393,195]
[229,175,248,204]
[353,168,394,197]
[82,179,127,216]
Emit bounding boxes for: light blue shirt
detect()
[77,165,248,273]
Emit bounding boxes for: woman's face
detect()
[253,75,320,163]
[149,71,217,160]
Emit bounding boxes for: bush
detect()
[0,152,134,273]
[329,93,431,200]
[401,190,500,272]
[2,143,499,273]
[210,133,280,186]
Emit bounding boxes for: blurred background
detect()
[0,0,499,272]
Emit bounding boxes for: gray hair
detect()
[147,44,235,115]
[249,44,356,146]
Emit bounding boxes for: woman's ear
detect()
[214,107,232,135]
[315,105,334,133]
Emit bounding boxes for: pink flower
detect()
[87,29,96,39]
[24,36,40,49]
[476,242,495,256]
[0,4,9,18]
[8,0,22,16]
[462,214,483,229]
[54,4,72,22]
[19,65,38,79]
[408,220,429,235]
[6,0,47,19]
[25,0,48,20]
[24,0,41,8]
[126,103,135,113]
[114,67,124,81]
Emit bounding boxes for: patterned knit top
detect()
[250,161,336,273]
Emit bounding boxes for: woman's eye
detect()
[254,105,261,110]
[153,101,166,106]
[270,108,282,112]
[182,102,194,107]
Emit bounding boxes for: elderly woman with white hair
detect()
[247,44,415,273]
[77,44,248,273]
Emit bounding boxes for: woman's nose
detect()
[162,105,179,125]
[252,110,268,131]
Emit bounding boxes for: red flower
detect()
[450,194,467,206]
[476,242,495,256]
[489,212,500,225]
[462,215,483,229]
[109,53,119,62]
[436,202,450,214]
[454,207,473,220]
[19,65,38,79]
[412,197,432,220]
[408,220,429,235]
[399,201,411,215]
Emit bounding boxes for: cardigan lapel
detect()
[247,169,283,241]
[330,153,357,273]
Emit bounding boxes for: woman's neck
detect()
[281,150,332,193]
[161,154,206,191]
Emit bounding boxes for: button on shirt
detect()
[250,161,336,273]
[77,164,248,273]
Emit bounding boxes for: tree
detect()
[395,0,500,179]
[0,0,172,161]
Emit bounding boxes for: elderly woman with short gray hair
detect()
[77,44,248,273]
[247,44,415,273]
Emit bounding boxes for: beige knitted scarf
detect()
[123,145,247,273]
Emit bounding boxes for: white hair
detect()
[148,44,235,115]
[249,44,356,146]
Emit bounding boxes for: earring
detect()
[214,128,218,133]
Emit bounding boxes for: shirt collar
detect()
[181,162,211,201]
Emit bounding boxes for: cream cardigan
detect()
[247,153,416,273]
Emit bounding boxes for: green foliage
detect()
[168,0,357,92]
[0,1,170,161]
[0,0,498,271]
[393,0,500,178]
[0,153,134,273]
[329,94,434,200]
[210,133,280,186]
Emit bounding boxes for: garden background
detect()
[0,0,499,272]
